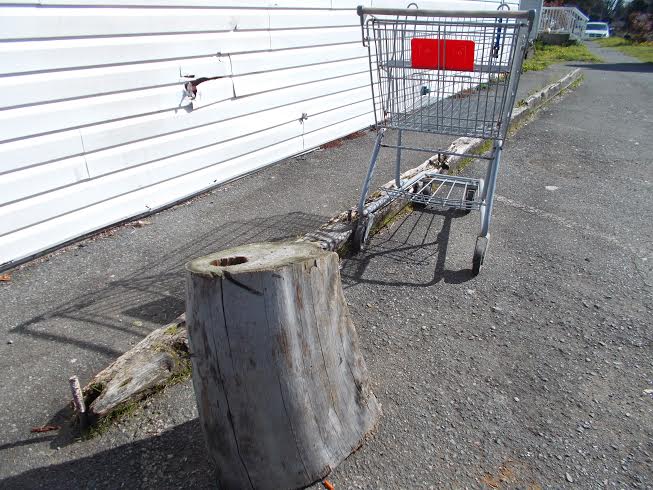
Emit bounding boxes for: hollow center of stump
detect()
[211,256,248,267]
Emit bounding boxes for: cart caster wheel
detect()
[412,181,432,209]
[461,188,476,215]
[352,216,370,253]
[472,236,488,276]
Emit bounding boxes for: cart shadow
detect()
[341,207,474,288]
[0,420,217,490]
[8,211,328,359]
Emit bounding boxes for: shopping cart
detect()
[354,5,534,275]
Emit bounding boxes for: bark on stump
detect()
[186,241,381,490]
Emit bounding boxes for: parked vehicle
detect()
[584,22,610,39]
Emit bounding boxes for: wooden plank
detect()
[80,72,370,153]
[0,32,269,75]
[0,57,231,110]
[0,136,304,267]
[0,7,269,40]
[0,156,88,206]
[233,57,367,97]
[230,44,367,75]
[0,85,189,143]
[0,122,302,236]
[0,130,84,174]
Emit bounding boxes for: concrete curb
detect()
[302,67,584,254]
[511,68,583,125]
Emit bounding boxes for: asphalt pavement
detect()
[1,44,651,489]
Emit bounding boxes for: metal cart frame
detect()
[354,5,534,275]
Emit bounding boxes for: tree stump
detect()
[186,241,381,490]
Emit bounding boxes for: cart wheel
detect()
[472,236,488,276]
[461,188,476,215]
[352,216,369,253]
[412,181,432,209]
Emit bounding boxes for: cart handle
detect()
[356,6,534,20]
[357,6,534,47]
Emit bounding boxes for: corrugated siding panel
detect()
[79,72,371,153]
[0,0,511,268]
[0,138,305,267]
[0,58,231,110]
[0,131,85,173]
[232,58,368,97]
[0,8,269,39]
[0,86,190,143]
[0,32,270,75]
[0,156,89,206]
[230,44,367,75]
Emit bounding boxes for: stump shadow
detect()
[0,420,216,490]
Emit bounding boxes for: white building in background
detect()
[0,0,515,269]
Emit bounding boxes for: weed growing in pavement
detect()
[567,74,585,90]
[84,400,140,439]
[451,140,493,175]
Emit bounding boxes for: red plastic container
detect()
[411,38,475,71]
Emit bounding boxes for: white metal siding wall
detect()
[0,0,514,268]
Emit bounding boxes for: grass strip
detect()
[594,38,653,63]
[523,41,601,72]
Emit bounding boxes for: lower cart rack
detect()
[385,173,482,211]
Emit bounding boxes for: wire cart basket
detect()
[354,5,534,275]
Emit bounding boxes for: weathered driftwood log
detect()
[186,241,381,490]
[81,314,189,424]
